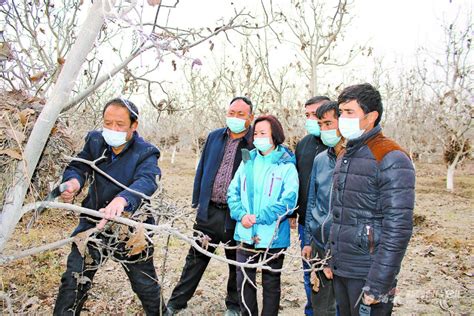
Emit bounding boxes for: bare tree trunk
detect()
[171,145,177,165]
[310,65,318,96]
[446,163,455,191]
[446,151,462,192]
[0,0,114,252]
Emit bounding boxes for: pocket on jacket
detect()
[234,222,253,244]
[266,175,282,197]
[255,222,279,247]
[357,224,370,254]
[358,223,380,255]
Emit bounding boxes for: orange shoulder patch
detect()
[366,133,409,162]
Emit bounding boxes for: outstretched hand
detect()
[97,196,128,229]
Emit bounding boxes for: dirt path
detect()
[1,151,472,314]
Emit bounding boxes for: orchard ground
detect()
[1,151,472,315]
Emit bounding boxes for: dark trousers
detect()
[310,244,336,316]
[54,240,165,315]
[333,275,395,316]
[236,245,285,316]
[167,203,239,311]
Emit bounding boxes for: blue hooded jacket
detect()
[227,145,299,249]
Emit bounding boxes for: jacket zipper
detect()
[268,173,275,196]
[367,225,375,254]
[251,165,273,243]
[320,181,334,244]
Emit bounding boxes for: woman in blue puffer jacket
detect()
[227,115,299,316]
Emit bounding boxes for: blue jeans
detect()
[298,224,313,316]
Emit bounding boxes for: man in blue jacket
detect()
[166,97,254,316]
[329,84,415,315]
[302,101,343,315]
[53,98,164,315]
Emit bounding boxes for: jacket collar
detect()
[327,147,336,159]
[222,126,253,144]
[310,134,323,143]
[248,145,296,164]
[345,124,382,153]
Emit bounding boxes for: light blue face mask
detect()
[339,117,365,140]
[305,119,321,136]
[102,128,128,147]
[320,129,342,147]
[253,137,273,153]
[226,117,247,133]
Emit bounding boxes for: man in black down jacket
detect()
[328,84,415,315]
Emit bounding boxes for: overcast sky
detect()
[160,0,472,62]
[77,0,473,109]
[145,0,471,85]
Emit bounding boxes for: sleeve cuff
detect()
[117,193,136,212]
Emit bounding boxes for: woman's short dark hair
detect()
[337,83,383,126]
[102,97,139,125]
[254,115,285,146]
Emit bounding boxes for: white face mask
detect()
[338,117,365,140]
[102,128,128,147]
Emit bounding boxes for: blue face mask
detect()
[305,119,320,136]
[253,137,273,153]
[226,117,247,133]
[320,129,342,147]
[102,128,128,147]
[339,117,365,140]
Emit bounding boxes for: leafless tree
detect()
[275,0,360,96]
[417,18,473,191]
[0,0,265,251]
[0,0,83,94]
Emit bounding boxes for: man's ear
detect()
[246,113,255,127]
[131,120,138,131]
[368,111,379,126]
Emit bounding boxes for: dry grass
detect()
[1,153,473,315]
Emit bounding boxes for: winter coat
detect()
[227,145,299,249]
[192,127,253,229]
[62,131,161,236]
[304,148,337,250]
[328,125,415,300]
[293,134,327,225]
